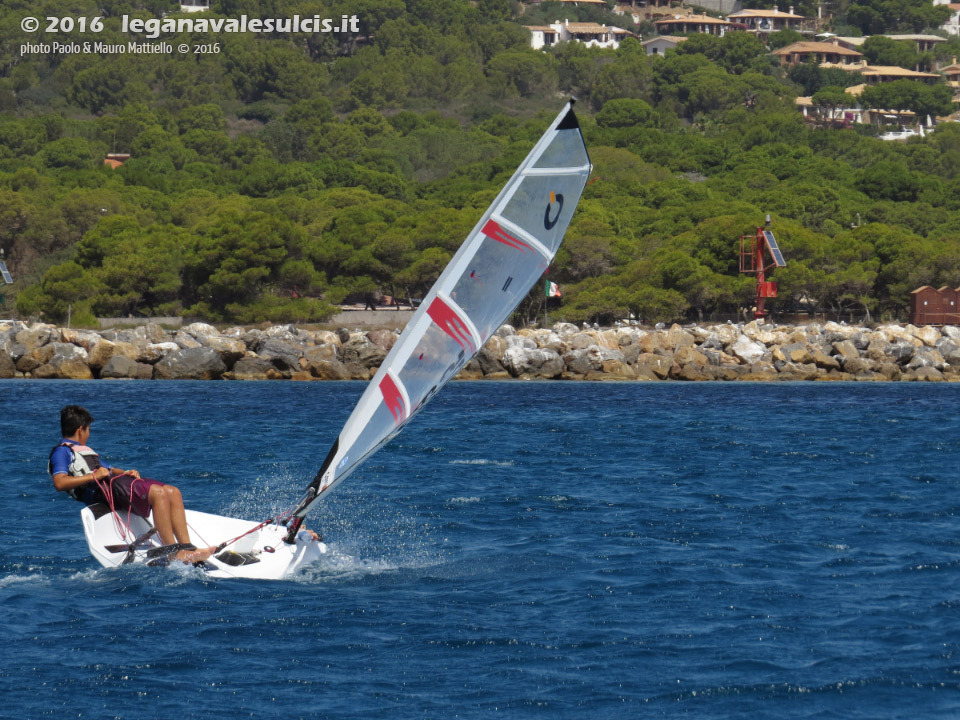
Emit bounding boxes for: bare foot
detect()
[175,546,216,564]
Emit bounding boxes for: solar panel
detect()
[763,231,786,267]
[0,260,11,284]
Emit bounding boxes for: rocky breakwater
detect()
[459,320,960,382]
[0,321,396,381]
[2,318,960,382]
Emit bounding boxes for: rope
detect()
[91,465,305,557]
[210,508,297,553]
[91,471,144,547]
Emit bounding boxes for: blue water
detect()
[3,380,960,718]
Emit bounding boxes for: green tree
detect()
[811,86,856,124]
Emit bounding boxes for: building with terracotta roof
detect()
[772,41,863,66]
[820,61,942,84]
[940,57,960,86]
[527,19,631,50]
[727,7,805,32]
[653,13,734,36]
[103,153,131,169]
[830,35,948,53]
[562,20,631,47]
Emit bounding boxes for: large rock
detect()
[552,322,579,337]
[730,335,765,364]
[341,335,386,368]
[261,324,301,344]
[674,363,711,381]
[664,324,695,350]
[15,324,55,353]
[906,366,944,382]
[301,346,348,378]
[634,352,671,380]
[502,347,564,378]
[639,332,667,355]
[31,363,59,379]
[256,338,303,371]
[774,342,813,364]
[879,324,912,344]
[866,337,892,362]
[88,339,137,370]
[366,329,398,355]
[776,362,821,381]
[229,357,283,380]
[0,350,13,378]
[154,347,226,380]
[674,345,708,367]
[137,323,169,344]
[910,325,942,347]
[60,328,101,351]
[564,331,598,351]
[302,344,340,366]
[740,362,779,381]
[182,322,219,339]
[841,356,877,374]
[811,348,841,370]
[563,346,625,375]
[308,359,351,381]
[50,352,93,379]
[200,335,246,366]
[936,338,960,367]
[139,341,180,364]
[942,326,960,341]
[879,362,902,381]
[17,345,54,373]
[888,342,916,365]
[311,330,341,347]
[832,340,860,366]
[475,345,505,376]
[173,330,202,349]
[712,324,741,346]
[101,355,140,379]
[907,347,945,371]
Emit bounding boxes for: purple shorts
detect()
[108,475,165,518]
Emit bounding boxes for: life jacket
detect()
[48,442,104,502]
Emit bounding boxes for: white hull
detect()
[81,504,327,580]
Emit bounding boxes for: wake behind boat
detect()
[80,101,591,579]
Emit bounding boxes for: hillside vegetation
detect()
[2,0,960,325]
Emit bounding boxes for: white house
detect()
[528,19,631,50]
[525,25,560,50]
[935,0,960,36]
[642,35,687,56]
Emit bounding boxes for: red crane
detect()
[740,215,786,320]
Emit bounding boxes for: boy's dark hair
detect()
[61,405,93,437]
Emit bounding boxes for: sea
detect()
[2,379,960,719]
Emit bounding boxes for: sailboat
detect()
[81,101,592,579]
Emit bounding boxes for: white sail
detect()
[289,101,591,525]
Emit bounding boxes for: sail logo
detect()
[427,297,477,354]
[482,219,532,253]
[379,374,407,425]
[544,191,564,230]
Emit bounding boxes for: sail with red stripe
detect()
[289,101,591,521]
